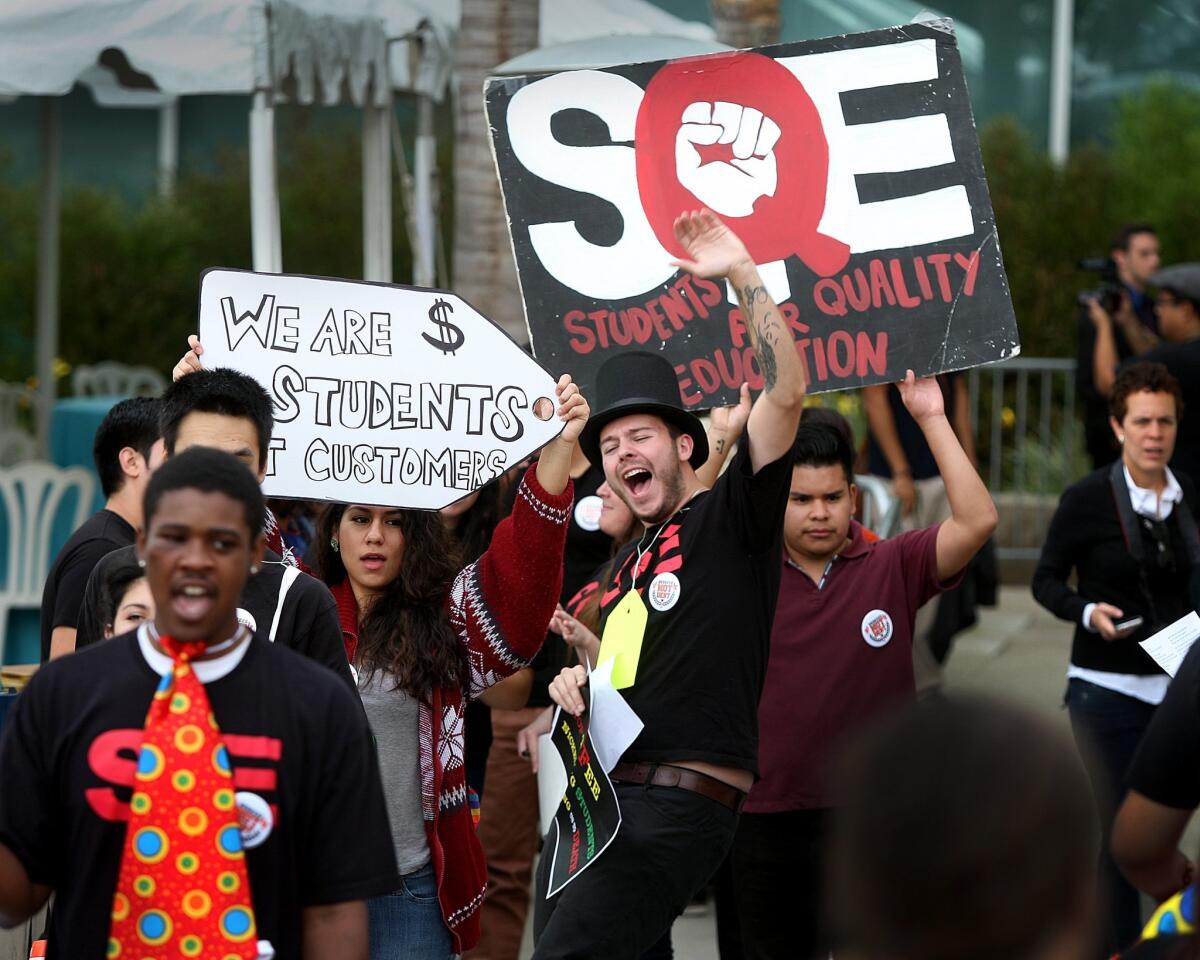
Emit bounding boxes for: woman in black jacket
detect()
[1033,362,1199,956]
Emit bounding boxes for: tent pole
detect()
[1048,0,1074,165]
[249,90,281,272]
[413,95,435,288]
[35,97,61,454]
[157,99,179,198]
[362,98,393,282]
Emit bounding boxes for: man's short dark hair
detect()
[1110,361,1185,423]
[93,397,163,498]
[160,368,273,470]
[800,405,857,452]
[1110,222,1157,253]
[144,446,266,538]
[791,421,854,485]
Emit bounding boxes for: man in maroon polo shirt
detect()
[731,372,998,960]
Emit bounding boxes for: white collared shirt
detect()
[1073,466,1184,704]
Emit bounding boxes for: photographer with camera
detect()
[1077,224,1161,468]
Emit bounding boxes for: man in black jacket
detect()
[74,369,353,689]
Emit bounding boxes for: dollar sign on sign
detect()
[423,297,465,356]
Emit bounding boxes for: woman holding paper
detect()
[1033,361,1200,955]
[311,375,587,959]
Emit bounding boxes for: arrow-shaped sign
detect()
[198,269,563,511]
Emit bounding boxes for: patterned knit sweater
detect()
[331,466,572,952]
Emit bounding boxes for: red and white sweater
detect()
[332,466,571,952]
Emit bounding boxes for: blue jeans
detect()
[368,863,455,960]
[1065,678,1158,957]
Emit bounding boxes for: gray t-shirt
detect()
[357,670,429,875]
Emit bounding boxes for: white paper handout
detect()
[1139,611,1200,678]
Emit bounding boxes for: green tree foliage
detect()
[0,108,412,386]
[982,80,1200,358]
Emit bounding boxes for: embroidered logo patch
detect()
[574,495,603,532]
[861,609,894,648]
[648,572,682,612]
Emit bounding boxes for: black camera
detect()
[1076,257,1123,313]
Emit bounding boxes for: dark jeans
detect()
[731,809,830,960]
[1066,678,1158,957]
[533,781,737,959]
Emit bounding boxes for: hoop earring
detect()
[330,537,340,553]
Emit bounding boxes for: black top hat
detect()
[579,351,708,468]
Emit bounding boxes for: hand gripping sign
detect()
[198,269,564,510]
[486,20,1020,409]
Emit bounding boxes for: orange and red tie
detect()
[107,632,258,959]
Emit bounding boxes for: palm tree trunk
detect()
[453,0,539,340]
[709,0,782,48]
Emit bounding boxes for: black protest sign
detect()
[486,19,1019,408]
[544,695,622,898]
[198,269,563,510]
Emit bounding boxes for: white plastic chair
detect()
[72,362,166,398]
[0,462,95,664]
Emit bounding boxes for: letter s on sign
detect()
[506,71,676,301]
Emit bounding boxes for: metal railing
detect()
[966,356,1085,561]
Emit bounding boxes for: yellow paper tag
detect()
[597,590,648,690]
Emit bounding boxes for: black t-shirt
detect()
[39,509,135,661]
[595,438,792,773]
[529,464,613,708]
[0,631,398,958]
[1129,340,1200,487]
[1128,637,1200,809]
[75,545,355,690]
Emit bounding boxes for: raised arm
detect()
[672,210,805,472]
[897,371,997,581]
[448,377,587,698]
[696,383,751,487]
[1089,301,1121,396]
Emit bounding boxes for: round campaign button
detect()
[236,791,274,849]
[574,495,603,532]
[860,609,894,648]
[648,572,682,612]
[236,608,257,632]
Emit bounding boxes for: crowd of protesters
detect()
[0,210,1199,960]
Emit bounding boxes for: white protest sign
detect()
[198,269,563,510]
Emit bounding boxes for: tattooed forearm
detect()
[715,438,726,454]
[737,283,781,392]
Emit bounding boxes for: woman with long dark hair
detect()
[313,377,588,959]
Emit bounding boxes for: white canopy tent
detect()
[0,0,714,447]
[0,0,393,447]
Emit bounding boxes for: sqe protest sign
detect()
[198,269,563,510]
[486,19,1020,408]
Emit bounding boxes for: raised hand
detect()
[709,383,752,445]
[675,101,780,217]
[172,334,204,381]
[897,370,945,424]
[554,374,590,445]
[671,208,753,281]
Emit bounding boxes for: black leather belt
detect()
[610,761,746,812]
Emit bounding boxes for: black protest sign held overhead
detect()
[486,19,1020,409]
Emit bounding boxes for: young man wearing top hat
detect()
[535,210,804,959]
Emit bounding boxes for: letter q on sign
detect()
[635,52,850,278]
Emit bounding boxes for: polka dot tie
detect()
[108,633,258,959]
